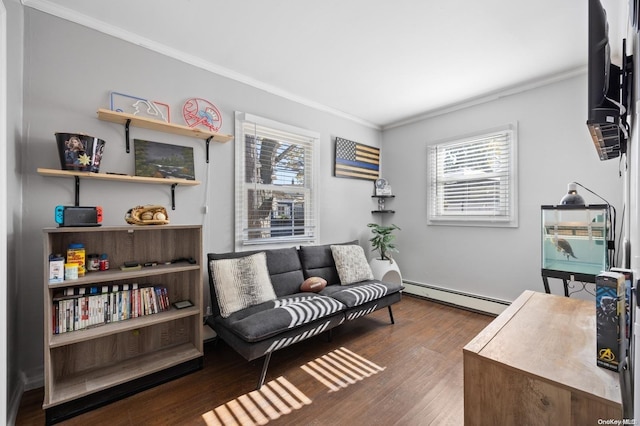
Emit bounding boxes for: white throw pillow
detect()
[331,244,374,285]
[210,252,276,318]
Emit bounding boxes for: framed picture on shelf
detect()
[134,139,195,180]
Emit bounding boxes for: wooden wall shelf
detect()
[97,108,233,142]
[37,168,199,210]
[96,108,233,162]
[37,168,200,186]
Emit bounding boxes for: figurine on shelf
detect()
[110,91,170,123]
[375,178,392,196]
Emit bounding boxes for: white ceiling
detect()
[22,0,626,129]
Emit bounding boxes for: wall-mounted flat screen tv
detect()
[586,0,633,161]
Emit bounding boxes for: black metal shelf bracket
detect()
[125,119,131,153]
[205,136,213,163]
[67,175,181,210]
[171,183,177,210]
[74,176,80,206]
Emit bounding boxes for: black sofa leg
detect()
[257,352,272,390]
[388,306,395,324]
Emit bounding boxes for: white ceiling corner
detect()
[22,0,624,129]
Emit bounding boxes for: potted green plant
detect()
[367,223,401,262]
[367,223,403,284]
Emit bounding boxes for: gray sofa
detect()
[206,241,403,388]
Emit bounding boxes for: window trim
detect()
[234,112,319,250]
[427,124,518,228]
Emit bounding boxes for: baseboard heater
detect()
[402,280,510,316]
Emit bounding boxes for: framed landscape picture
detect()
[134,139,195,180]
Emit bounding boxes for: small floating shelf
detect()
[372,195,395,213]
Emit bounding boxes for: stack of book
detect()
[52,283,170,334]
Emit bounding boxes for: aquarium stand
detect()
[542,269,597,297]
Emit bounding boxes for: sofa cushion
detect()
[209,252,277,318]
[210,247,304,297]
[217,293,346,342]
[331,244,374,284]
[299,240,358,284]
[263,247,307,296]
[319,279,403,308]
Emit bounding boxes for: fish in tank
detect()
[541,205,609,276]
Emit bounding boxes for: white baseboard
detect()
[22,366,44,391]
[7,371,26,426]
[203,323,217,343]
[403,281,510,316]
[8,367,45,425]
[7,379,22,426]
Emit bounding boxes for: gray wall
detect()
[13,0,627,409]
[382,74,622,302]
[18,9,380,385]
[5,0,24,420]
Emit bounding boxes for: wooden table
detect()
[463,290,623,425]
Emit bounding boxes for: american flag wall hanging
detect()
[334,137,380,180]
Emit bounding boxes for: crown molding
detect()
[21,0,381,130]
[382,67,586,130]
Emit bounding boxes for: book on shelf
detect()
[52,283,172,334]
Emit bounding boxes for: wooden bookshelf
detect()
[48,343,201,407]
[48,306,200,348]
[42,225,203,423]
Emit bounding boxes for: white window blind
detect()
[235,112,319,248]
[428,125,518,227]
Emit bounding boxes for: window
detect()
[235,112,319,248]
[427,124,518,227]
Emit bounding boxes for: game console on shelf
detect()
[55,206,103,227]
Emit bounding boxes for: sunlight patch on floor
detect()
[301,346,386,392]
[201,376,311,426]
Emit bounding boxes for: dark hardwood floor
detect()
[16,295,495,425]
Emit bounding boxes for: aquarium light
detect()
[558,181,617,268]
[560,183,586,205]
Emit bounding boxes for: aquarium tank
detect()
[541,204,609,277]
